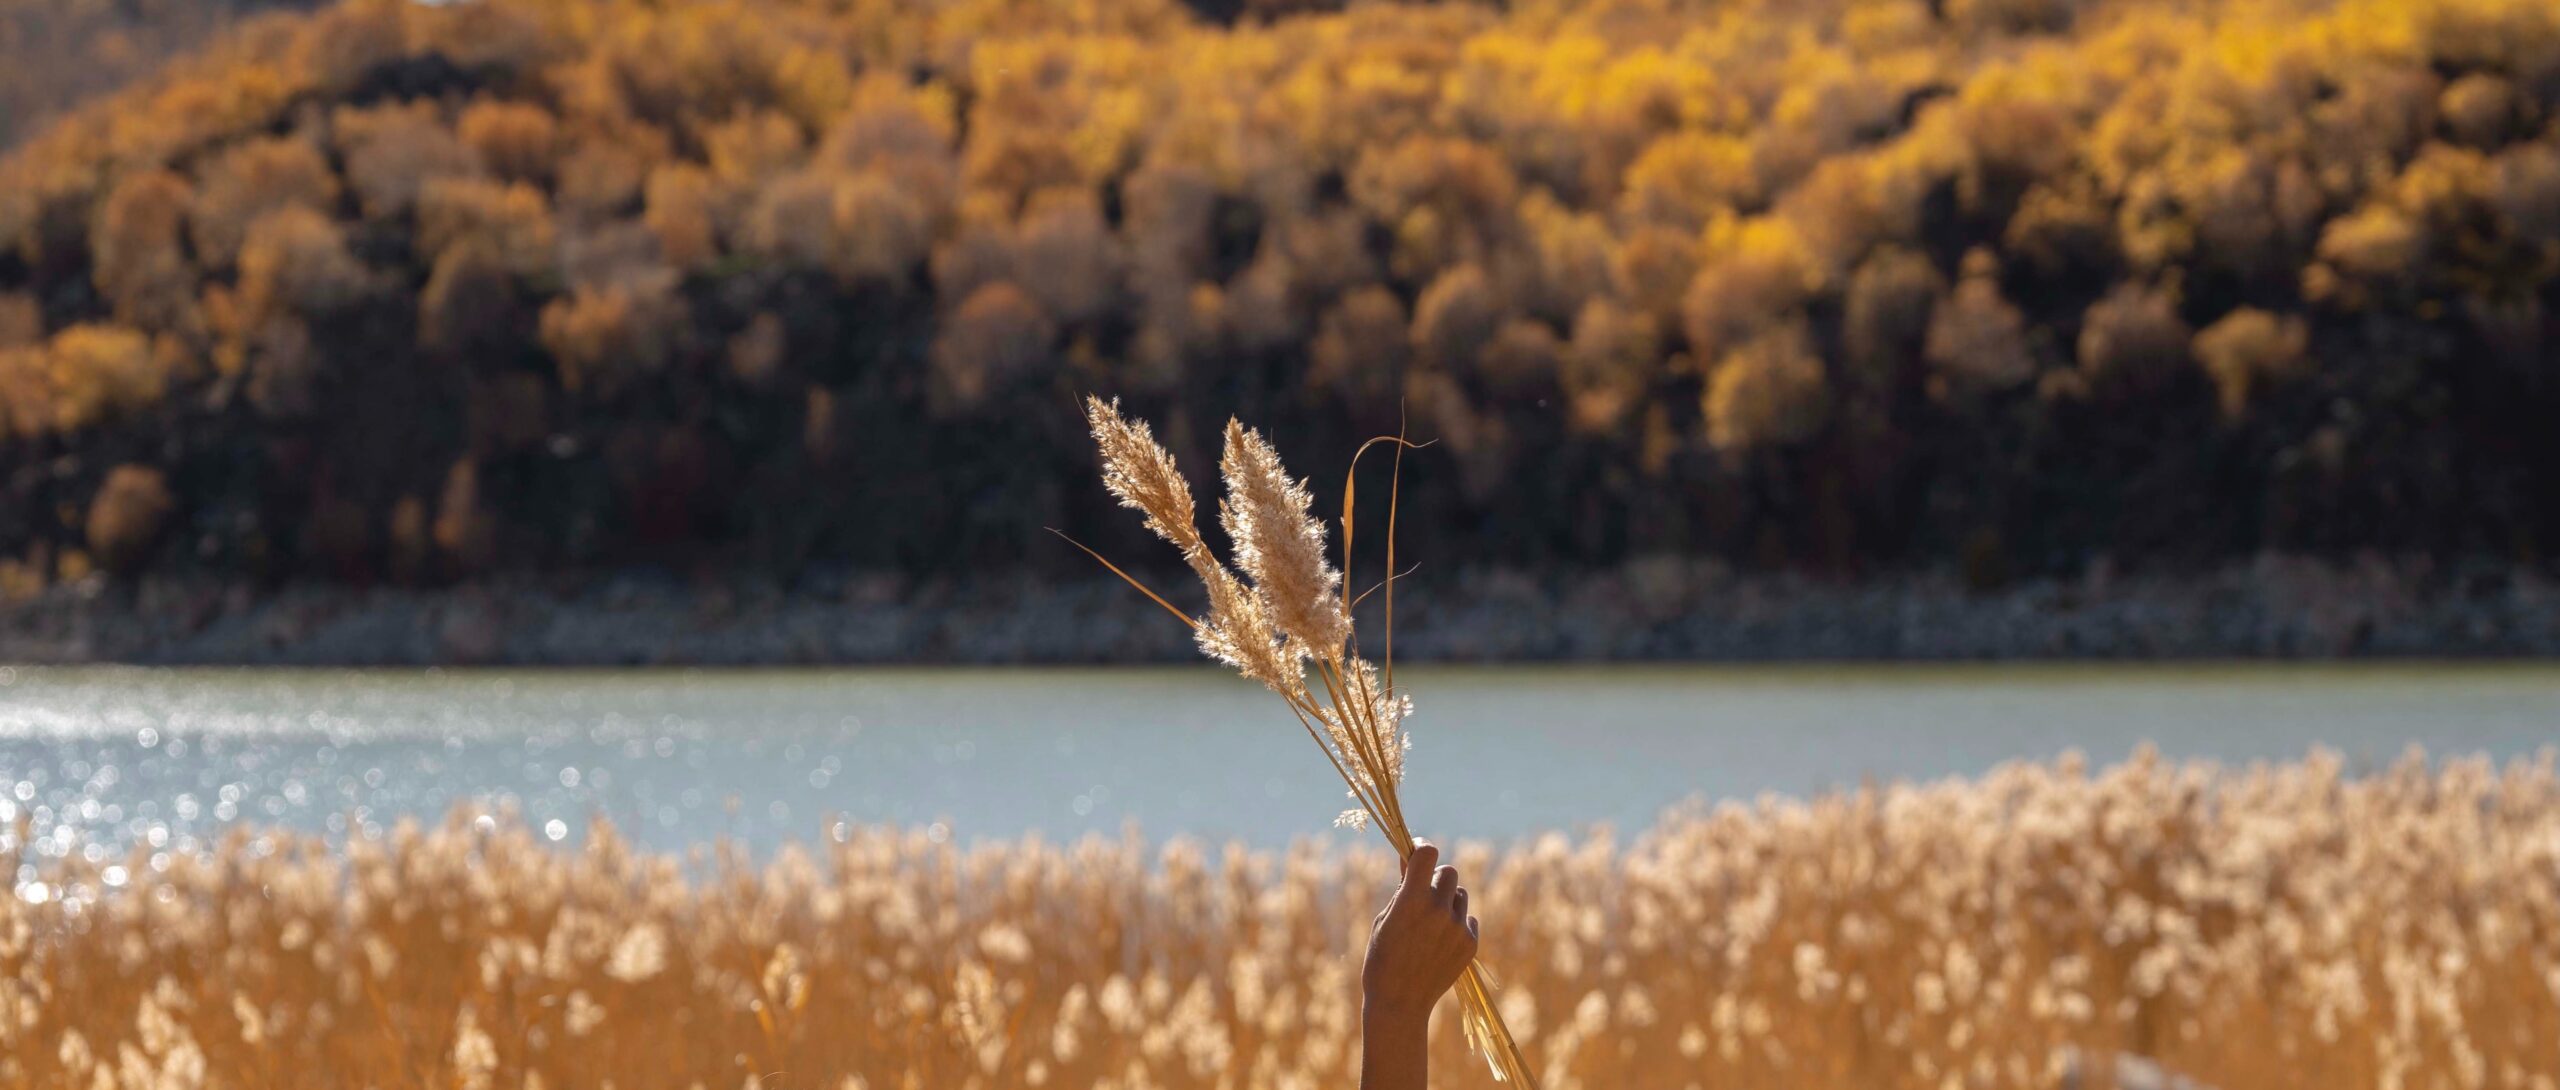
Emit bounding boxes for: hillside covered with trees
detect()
[0,0,323,150]
[3,0,2558,608]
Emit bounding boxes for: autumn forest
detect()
[3,0,2558,600]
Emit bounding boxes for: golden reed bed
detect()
[5,748,2557,1090]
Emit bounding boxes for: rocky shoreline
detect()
[4,554,2558,665]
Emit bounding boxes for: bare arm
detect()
[1361,839,1479,1090]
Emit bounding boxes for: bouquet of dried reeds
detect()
[1073,397,1539,1085]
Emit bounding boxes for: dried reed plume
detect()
[9,748,2560,1090]
[1077,396,1536,1084]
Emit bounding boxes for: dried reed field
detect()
[5,747,2558,1090]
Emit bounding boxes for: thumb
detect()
[1399,839,1439,897]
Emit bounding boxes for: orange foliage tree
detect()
[0,0,2557,591]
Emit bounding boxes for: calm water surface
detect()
[1,664,2555,872]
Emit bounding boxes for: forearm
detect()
[1362,840,1474,1089]
[1359,1002,1430,1090]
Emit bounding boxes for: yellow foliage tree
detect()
[1706,323,1832,453]
[46,324,163,432]
[2193,307,2311,420]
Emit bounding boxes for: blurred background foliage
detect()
[1,0,2557,597]
[0,0,325,150]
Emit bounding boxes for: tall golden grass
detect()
[4,747,2556,1090]
[1077,396,1536,1083]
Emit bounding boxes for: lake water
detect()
[2,664,2556,869]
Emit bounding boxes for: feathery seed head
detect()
[1195,565,1297,693]
[1337,656,1411,786]
[1085,397,1210,565]
[1218,418,1352,658]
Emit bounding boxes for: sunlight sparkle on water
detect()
[0,664,2552,874]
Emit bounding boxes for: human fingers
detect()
[1400,840,1440,898]
[1451,885,1468,923]
[1431,864,1460,903]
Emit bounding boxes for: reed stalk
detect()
[1075,397,1541,1085]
